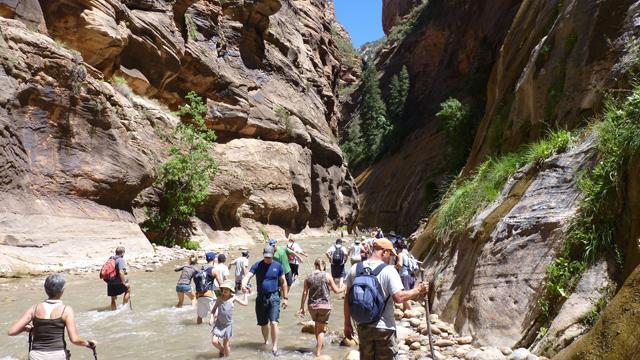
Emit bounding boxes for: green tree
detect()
[436,97,473,171]
[359,61,390,154]
[143,91,218,246]
[387,66,410,123]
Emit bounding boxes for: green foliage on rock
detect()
[331,26,359,68]
[434,130,573,236]
[341,62,391,170]
[387,66,410,123]
[436,97,474,170]
[143,91,218,248]
[537,86,640,325]
[387,1,430,45]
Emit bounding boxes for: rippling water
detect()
[0,237,353,359]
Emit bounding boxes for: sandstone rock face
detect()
[0,0,358,274]
[381,0,420,34]
[554,264,640,360]
[357,0,522,233]
[413,136,596,347]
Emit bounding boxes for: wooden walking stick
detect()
[420,267,436,359]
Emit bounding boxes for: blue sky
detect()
[334,0,384,48]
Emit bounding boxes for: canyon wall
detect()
[0,0,359,275]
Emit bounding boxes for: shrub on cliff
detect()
[143,92,218,247]
[359,61,391,156]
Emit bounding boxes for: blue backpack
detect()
[348,262,390,325]
[194,265,213,293]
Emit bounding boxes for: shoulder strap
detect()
[354,262,365,276]
[59,305,67,318]
[371,263,388,276]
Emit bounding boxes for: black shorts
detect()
[290,263,299,277]
[107,283,128,297]
[330,264,345,279]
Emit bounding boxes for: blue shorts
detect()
[176,284,193,293]
[331,264,345,279]
[255,292,280,326]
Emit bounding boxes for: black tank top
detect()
[30,304,67,352]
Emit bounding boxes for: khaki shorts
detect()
[197,296,214,319]
[309,308,331,324]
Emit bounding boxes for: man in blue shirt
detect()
[242,246,288,356]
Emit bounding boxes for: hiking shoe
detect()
[272,349,279,357]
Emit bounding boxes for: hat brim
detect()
[263,252,274,258]
[219,285,235,293]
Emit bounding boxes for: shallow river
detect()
[0,236,353,359]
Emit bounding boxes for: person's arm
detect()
[212,268,223,287]
[326,273,345,294]
[279,274,288,309]
[297,279,309,317]
[234,292,249,306]
[392,281,428,303]
[325,248,332,261]
[7,305,35,336]
[395,253,403,270]
[241,271,255,290]
[63,307,95,348]
[211,299,221,321]
[174,266,185,272]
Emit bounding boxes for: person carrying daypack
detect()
[195,252,224,325]
[325,239,348,288]
[348,238,363,264]
[101,246,130,311]
[174,254,199,308]
[343,239,428,360]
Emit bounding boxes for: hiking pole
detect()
[420,267,436,360]
[91,347,98,360]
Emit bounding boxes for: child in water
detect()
[211,280,248,357]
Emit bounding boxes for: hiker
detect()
[174,254,199,308]
[210,280,249,357]
[214,253,230,293]
[343,238,428,359]
[8,274,97,359]
[270,239,298,287]
[196,252,224,325]
[230,251,250,292]
[325,238,348,288]
[348,237,364,264]
[287,238,308,282]
[241,246,289,356]
[297,258,345,356]
[396,241,418,311]
[103,246,130,310]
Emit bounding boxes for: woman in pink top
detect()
[297,258,345,356]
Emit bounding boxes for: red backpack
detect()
[100,257,117,282]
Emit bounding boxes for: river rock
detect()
[409,318,423,327]
[343,350,359,360]
[403,309,422,319]
[395,309,405,320]
[301,321,315,334]
[466,347,507,360]
[410,341,421,350]
[457,336,473,345]
[340,337,358,347]
[499,347,513,355]
[434,339,456,347]
[509,348,532,360]
[405,335,422,345]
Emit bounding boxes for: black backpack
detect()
[332,245,345,266]
[193,266,209,293]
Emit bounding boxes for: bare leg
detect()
[110,296,117,311]
[176,292,185,308]
[196,316,202,324]
[260,325,269,344]
[223,338,231,357]
[270,321,279,352]
[123,289,130,307]
[211,336,224,355]
[314,323,326,356]
[186,291,196,306]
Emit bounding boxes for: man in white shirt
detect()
[230,251,250,291]
[343,238,428,359]
[286,238,307,282]
[213,253,230,293]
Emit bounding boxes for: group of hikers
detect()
[8,230,429,359]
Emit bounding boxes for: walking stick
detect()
[420,268,436,359]
[91,347,98,360]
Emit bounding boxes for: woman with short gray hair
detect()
[8,274,96,360]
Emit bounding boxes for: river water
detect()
[0,236,353,359]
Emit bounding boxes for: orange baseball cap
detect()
[373,238,398,256]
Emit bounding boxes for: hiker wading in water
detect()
[241,246,289,356]
[297,258,345,356]
[8,274,96,360]
[103,246,130,310]
[210,280,249,357]
[174,254,199,308]
[343,238,428,360]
